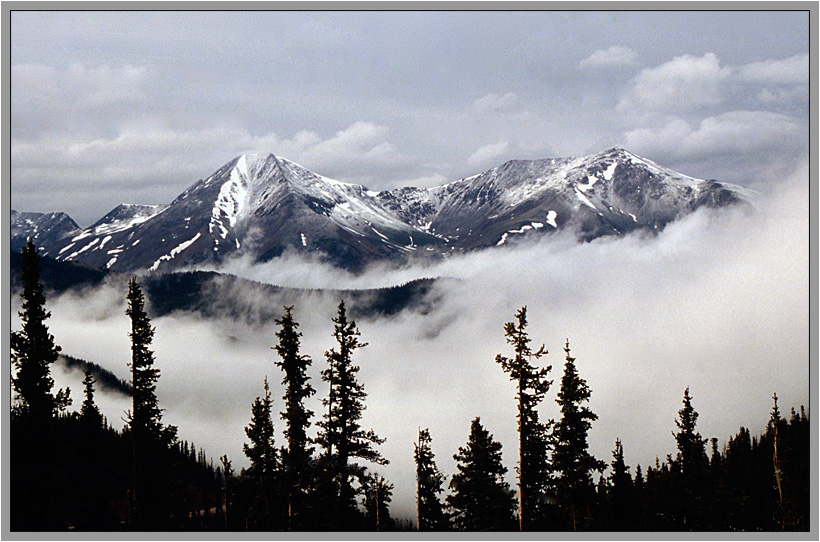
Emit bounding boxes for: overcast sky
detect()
[11,10,810,225]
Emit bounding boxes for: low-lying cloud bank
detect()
[36,163,808,521]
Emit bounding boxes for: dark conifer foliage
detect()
[363,473,395,531]
[60,354,131,395]
[125,277,178,529]
[494,306,553,530]
[414,428,448,531]
[608,439,636,530]
[551,339,606,531]
[80,368,104,428]
[315,300,387,529]
[768,395,810,530]
[10,240,71,530]
[126,277,177,445]
[242,378,279,530]
[447,417,517,531]
[11,239,70,422]
[8,275,812,533]
[671,386,709,529]
[273,306,315,530]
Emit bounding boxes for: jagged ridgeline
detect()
[9,251,441,323]
[12,148,752,274]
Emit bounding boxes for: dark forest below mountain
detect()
[9,241,810,532]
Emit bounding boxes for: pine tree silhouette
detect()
[243,377,278,530]
[494,306,552,530]
[11,239,70,422]
[125,277,177,529]
[552,339,605,531]
[447,417,516,531]
[316,300,387,528]
[414,428,448,531]
[273,306,315,530]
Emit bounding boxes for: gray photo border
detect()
[2,2,817,541]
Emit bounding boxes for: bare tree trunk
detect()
[376,478,381,532]
[518,373,525,532]
[416,428,421,531]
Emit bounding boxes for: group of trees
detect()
[229,301,391,531]
[10,241,811,531]
[11,241,223,530]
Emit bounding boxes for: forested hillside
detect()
[10,241,810,532]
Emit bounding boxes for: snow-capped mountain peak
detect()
[32,148,750,273]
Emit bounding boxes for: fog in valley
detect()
[32,165,808,521]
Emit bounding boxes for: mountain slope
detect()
[10,251,439,322]
[378,147,747,248]
[34,148,749,273]
[11,210,79,252]
[46,154,444,272]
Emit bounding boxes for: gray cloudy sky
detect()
[11,10,810,225]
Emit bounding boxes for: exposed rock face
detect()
[11,210,80,252]
[24,148,750,273]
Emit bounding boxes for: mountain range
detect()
[12,147,750,273]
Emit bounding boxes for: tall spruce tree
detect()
[494,306,552,530]
[80,368,104,428]
[243,377,278,530]
[316,300,387,526]
[273,306,315,530]
[10,239,71,530]
[552,339,605,531]
[447,417,516,531]
[673,386,708,529]
[414,428,448,531]
[11,239,70,422]
[125,277,177,529]
[609,438,635,530]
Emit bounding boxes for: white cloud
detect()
[737,54,808,85]
[467,140,510,168]
[38,167,808,521]
[624,110,807,187]
[617,52,809,117]
[625,110,804,159]
[618,52,731,114]
[11,121,415,224]
[473,92,518,113]
[578,45,637,69]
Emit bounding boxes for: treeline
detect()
[10,240,810,532]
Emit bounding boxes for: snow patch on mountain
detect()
[21,147,750,273]
[149,232,202,271]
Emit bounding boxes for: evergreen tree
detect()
[80,367,104,428]
[364,473,394,531]
[672,386,708,529]
[11,239,70,421]
[494,306,552,530]
[609,438,635,530]
[551,339,605,531]
[125,277,177,529]
[242,377,278,530]
[273,306,315,530]
[10,240,71,530]
[447,417,516,531]
[414,428,448,531]
[316,300,387,527]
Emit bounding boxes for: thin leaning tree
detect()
[495,306,553,530]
